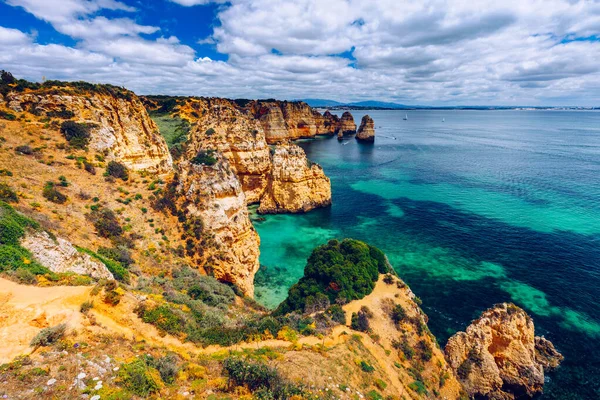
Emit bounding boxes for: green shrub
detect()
[0,169,13,177]
[60,121,92,148]
[30,323,66,348]
[400,338,415,360]
[359,360,375,373]
[0,201,39,245]
[77,247,129,282]
[15,145,34,155]
[383,273,395,284]
[58,176,69,187]
[13,268,37,284]
[276,239,391,315]
[205,128,215,136]
[0,183,18,203]
[83,159,96,174]
[80,300,94,313]
[119,358,162,396]
[0,110,16,121]
[325,304,346,324]
[390,304,406,325]
[42,181,67,204]
[46,108,74,119]
[88,208,123,239]
[106,161,129,181]
[366,390,383,400]
[350,307,371,333]
[223,357,303,399]
[408,380,428,395]
[374,378,387,390]
[137,304,184,336]
[103,289,122,306]
[98,246,133,267]
[146,354,179,384]
[191,149,217,166]
[418,340,433,361]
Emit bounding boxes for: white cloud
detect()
[3,0,600,105]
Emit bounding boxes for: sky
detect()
[1,0,600,106]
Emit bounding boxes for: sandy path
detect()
[0,278,91,363]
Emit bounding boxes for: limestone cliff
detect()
[320,110,340,136]
[176,158,260,296]
[3,87,172,174]
[21,231,113,280]
[152,97,332,215]
[356,115,375,142]
[178,98,272,204]
[249,101,320,143]
[444,303,563,399]
[258,144,331,214]
[338,111,357,137]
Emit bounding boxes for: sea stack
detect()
[338,111,356,138]
[444,303,563,400]
[356,115,375,142]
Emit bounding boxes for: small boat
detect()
[442,118,445,122]
[403,114,408,120]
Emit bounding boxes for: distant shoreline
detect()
[317,106,600,111]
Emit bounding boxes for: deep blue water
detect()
[252,110,600,399]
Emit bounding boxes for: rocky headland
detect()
[445,302,563,399]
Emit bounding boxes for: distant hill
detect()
[300,99,410,109]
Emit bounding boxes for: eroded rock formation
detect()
[445,303,563,399]
[21,231,113,280]
[338,111,357,137]
[356,115,375,142]
[176,158,260,296]
[258,144,332,214]
[3,90,172,173]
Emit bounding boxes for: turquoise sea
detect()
[251,110,600,399]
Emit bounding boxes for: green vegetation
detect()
[418,339,433,361]
[80,300,94,313]
[60,121,93,149]
[15,145,34,155]
[150,114,190,158]
[276,239,390,314]
[366,390,384,400]
[390,304,407,325]
[0,183,18,203]
[408,380,428,395]
[351,306,372,333]
[118,358,162,397]
[78,247,129,283]
[0,110,16,121]
[42,181,68,204]
[29,323,66,348]
[87,208,123,240]
[223,357,303,399]
[0,201,47,276]
[46,108,74,119]
[359,360,375,373]
[191,149,217,166]
[106,161,129,181]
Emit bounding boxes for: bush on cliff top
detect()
[60,121,93,149]
[276,239,391,315]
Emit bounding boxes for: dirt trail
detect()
[0,278,350,364]
[0,278,91,363]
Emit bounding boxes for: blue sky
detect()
[1,0,599,106]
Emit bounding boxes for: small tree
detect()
[1,70,16,84]
[106,161,129,181]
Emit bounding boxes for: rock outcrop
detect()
[356,115,375,142]
[338,111,356,138]
[250,101,319,143]
[445,303,563,399]
[21,231,114,280]
[258,144,332,214]
[3,89,172,174]
[181,98,272,204]
[176,158,260,296]
[319,110,340,136]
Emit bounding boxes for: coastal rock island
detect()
[356,114,376,142]
[338,111,357,137]
[445,303,563,399]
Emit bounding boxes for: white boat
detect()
[403,114,408,120]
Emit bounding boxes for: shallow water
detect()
[253,110,600,399]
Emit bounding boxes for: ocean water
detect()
[252,110,600,399]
